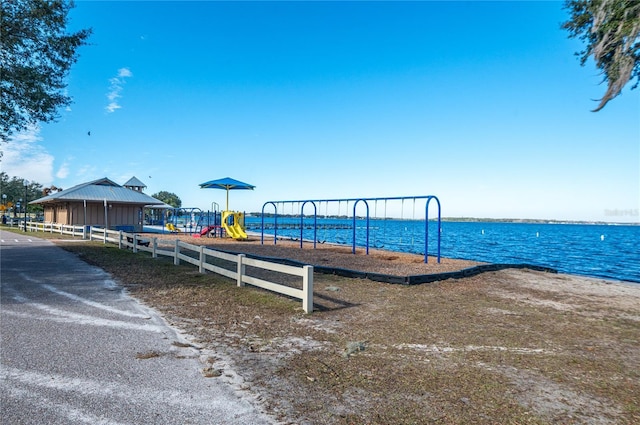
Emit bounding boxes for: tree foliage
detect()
[1,0,91,143]
[152,191,182,208]
[563,0,640,111]
[0,172,44,214]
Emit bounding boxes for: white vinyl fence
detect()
[22,222,314,313]
[25,221,87,238]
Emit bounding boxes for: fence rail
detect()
[24,221,86,238]
[20,221,313,313]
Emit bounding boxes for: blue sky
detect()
[3,1,639,222]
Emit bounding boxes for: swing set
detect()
[260,195,441,263]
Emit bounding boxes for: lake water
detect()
[245,217,639,283]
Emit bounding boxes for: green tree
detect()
[152,191,182,208]
[0,172,44,215]
[1,0,92,143]
[563,0,640,111]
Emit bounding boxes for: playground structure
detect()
[159,207,222,238]
[221,210,247,239]
[260,196,442,263]
[196,211,248,239]
[199,177,254,240]
[161,207,248,240]
[164,207,203,234]
[160,207,249,240]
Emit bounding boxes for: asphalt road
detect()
[0,230,275,425]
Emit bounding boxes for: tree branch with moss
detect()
[563,0,640,111]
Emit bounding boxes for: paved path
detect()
[0,230,275,425]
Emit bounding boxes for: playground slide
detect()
[165,223,180,232]
[199,225,216,236]
[222,221,248,240]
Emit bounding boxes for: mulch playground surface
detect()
[146,232,556,285]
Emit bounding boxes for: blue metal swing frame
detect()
[260,196,441,263]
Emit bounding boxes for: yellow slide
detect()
[223,221,248,240]
[221,211,248,240]
[165,223,181,232]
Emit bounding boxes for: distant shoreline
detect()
[247,213,639,226]
[438,217,640,226]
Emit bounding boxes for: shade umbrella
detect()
[199,177,255,211]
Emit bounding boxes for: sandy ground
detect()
[130,231,640,424]
[491,268,640,314]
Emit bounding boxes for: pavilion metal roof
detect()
[30,177,165,206]
[123,176,147,189]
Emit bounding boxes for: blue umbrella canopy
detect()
[199,177,255,211]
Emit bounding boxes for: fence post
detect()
[302,265,314,313]
[133,234,138,253]
[118,231,123,249]
[152,238,157,258]
[174,239,180,265]
[237,254,245,287]
[199,246,205,273]
[103,228,107,244]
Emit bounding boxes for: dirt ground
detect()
[52,233,640,425]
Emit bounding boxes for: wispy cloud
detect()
[1,126,54,185]
[56,160,71,179]
[76,164,98,179]
[105,67,133,113]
